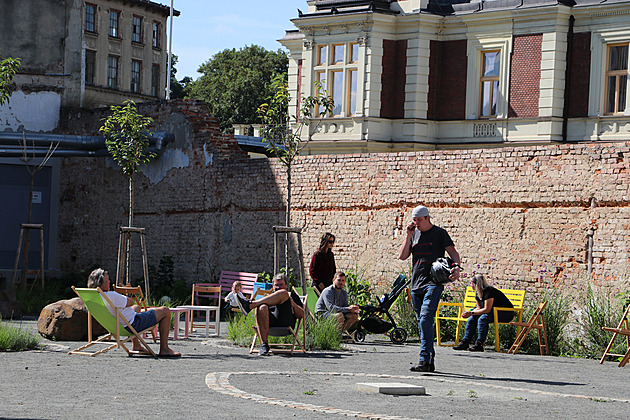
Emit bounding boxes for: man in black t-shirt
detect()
[399,205,461,372]
[236,273,304,356]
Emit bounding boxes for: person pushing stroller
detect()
[399,205,461,373]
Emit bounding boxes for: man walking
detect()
[399,205,461,372]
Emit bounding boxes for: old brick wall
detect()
[57,101,630,293]
[508,34,542,118]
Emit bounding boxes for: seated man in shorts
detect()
[87,268,181,357]
[315,271,359,331]
[235,273,304,356]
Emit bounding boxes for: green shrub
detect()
[578,285,626,359]
[306,316,342,350]
[227,313,256,347]
[0,321,40,351]
[16,271,87,315]
[345,270,375,306]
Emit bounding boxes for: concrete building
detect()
[0,0,178,132]
[277,0,630,154]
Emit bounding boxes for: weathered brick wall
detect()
[57,101,630,294]
[428,40,467,120]
[508,34,542,118]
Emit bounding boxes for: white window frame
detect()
[311,41,360,117]
[590,29,630,117]
[465,35,512,120]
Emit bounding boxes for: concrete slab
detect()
[356,382,426,395]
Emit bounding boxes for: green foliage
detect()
[0,51,21,106]
[186,45,288,132]
[99,100,155,177]
[577,285,626,359]
[393,292,419,337]
[306,316,342,350]
[258,271,273,284]
[344,270,375,307]
[0,321,40,351]
[16,271,88,315]
[227,313,256,347]
[168,54,193,100]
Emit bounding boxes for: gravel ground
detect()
[0,320,628,420]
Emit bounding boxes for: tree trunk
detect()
[285,164,292,273]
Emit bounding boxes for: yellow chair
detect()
[436,286,525,352]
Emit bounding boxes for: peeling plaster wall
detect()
[0,92,61,132]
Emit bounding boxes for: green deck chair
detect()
[68,286,157,357]
[293,286,320,319]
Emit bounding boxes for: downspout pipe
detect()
[561,15,575,143]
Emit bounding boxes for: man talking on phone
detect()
[399,205,461,373]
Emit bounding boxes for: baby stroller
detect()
[353,274,411,344]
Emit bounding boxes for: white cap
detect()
[411,205,430,218]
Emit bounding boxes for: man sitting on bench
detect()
[235,273,304,356]
[87,268,181,358]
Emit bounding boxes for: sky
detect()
[168,0,304,81]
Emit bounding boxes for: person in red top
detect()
[309,232,337,292]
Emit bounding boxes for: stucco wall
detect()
[57,100,630,294]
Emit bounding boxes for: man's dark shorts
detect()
[269,298,296,328]
[125,309,157,333]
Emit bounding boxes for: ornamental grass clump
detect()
[0,321,40,351]
[306,315,342,351]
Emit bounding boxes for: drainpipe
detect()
[561,15,575,142]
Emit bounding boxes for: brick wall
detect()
[58,101,630,294]
[508,34,542,118]
[380,39,407,119]
[567,32,591,118]
[428,40,467,120]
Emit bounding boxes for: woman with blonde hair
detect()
[453,274,514,352]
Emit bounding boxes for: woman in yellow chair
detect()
[453,274,514,352]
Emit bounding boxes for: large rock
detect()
[37,297,107,341]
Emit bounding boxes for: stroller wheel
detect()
[390,327,407,344]
[354,330,366,343]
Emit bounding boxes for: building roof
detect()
[127,0,181,17]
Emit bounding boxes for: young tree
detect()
[99,100,155,228]
[187,45,288,132]
[257,74,334,228]
[0,50,21,105]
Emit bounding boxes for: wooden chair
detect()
[218,271,259,297]
[436,286,526,352]
[600,304,630,367]
[249,295,307,354]
[112,284,157,342]
[508,301,549,355]
[68,287,157,357]
[186,285,221,336]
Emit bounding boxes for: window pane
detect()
[333,45,344,64]
[151,65,159,96]
[109,11,119,37]
[131,61,141,93]
[85,5,95,32]
[481,81,492,117]
[85,51,95,85]
[348,70,357,116]
[492,80,499,116]
[107,56,118,88]
[332,71,343,115]
[132,16,142,43]
[317,72,327,114]
[482,52,500,77]
[318,46,327,65]
[152,22,159,48]
[609,45,629,71]
[350,43,359,63]
[607,75,617,113]
[619,75,627,113]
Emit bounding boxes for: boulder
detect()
[37,297,107,341]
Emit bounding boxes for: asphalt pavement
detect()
[0,320,628,420]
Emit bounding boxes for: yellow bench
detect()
[435,286,525,352]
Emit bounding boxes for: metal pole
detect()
[165,0,174,100]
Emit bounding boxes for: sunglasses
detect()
[328,239,335,243]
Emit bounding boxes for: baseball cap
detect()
[411,205,430,218]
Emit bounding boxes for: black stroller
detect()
[353,274,411,344]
